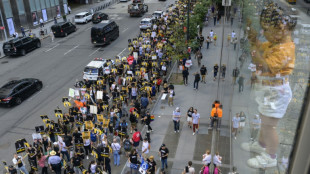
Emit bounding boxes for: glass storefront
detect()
[229,0,310,173]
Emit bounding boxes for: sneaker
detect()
[247,152,277,169]
[241,141,266,154]
[234,136,237,140]
[193,132,195,135]
[174,131,176,133]
[86,155,89,159]
[177,130,179,133]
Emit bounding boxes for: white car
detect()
[152,10,164,20]
[74,12,92,24]
[140,18,153,30]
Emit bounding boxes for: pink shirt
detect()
[38,155,47,168]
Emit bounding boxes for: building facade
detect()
[0,0,69,40]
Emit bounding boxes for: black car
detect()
[91,20,119,45]
[51,22,76,37]
[0,78,43,106]
[3,36,41,56]
[92,12,109,24]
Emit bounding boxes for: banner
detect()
[90,105,97,114]
[42,9,48,21]
[97,91,103,100]
[35,126,45,134]
[97,114,104,122]
[69,88,75,97]
[54,109,63,118]
[82,131,90,140]
[32,133,42,140]
[84,121,94,130]
[15,139,27,154]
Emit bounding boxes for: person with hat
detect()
[172,107,181,133]
[48,151,62,174]
[158,144,169,171]
[147,155,157,174]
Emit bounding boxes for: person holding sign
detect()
[12,154,29,174]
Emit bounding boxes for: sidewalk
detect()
[142,16,242,173]
[0,0,119,59]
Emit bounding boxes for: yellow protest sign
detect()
[54,109,63,118]
[84,121,94,130]
[97,114,104,122]
[102,118,110,128]
[82,131,90,140]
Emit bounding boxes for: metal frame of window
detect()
[16,0,26,15]
[288,83,310,173]
[3,0,13,18]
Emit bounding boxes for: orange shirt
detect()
[211,104,222,118]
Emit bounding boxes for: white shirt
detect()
[202,154,211,165]
[142,141,149,154]
[184,166,195,174]
[231,32,236,38]
[111,143,121,151]
[60,141,68,152]
[12,156,24,168]
[90,164,96,173]
[40,18,43,23]
[192,113,200,124]
[84,139,91,146]
[210,31,214,37]
[169,89,173,98]
[213,155,222,166]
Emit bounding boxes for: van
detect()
[91,20,119,45]
[3,36,41,56]
[300,24,310,36]
[83,58,115,80]
[51,22,76,37]
[74,12,92,24]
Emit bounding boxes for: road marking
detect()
[86,27,92,31]
[88,48,101,57]
[64,45,79,55]
[44,44,59,52]
[122,28,128,33]
[56,38,66,43]
[27,90,42,101]
[117,48,126,56]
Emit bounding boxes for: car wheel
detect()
[36,42,41,48]
[36,83,42,91]
[20,49,26,56]
[15,97,22,105]
[64,32,68,37]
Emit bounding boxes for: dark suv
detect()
[3,36,41,56]
[92,12,109,24]
[51,22,76,37]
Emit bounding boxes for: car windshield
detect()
[75,15,84,19]
[3,44,13,49]
[141,21,150,24]
[1,81,19,89]
[84,67,98,74]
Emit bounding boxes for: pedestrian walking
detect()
[39,18,44,28]
[220,64,226,80]
[187,107,194,128]
[192,109,200,135]
[182,161,195,174]
[83,138,91,159]
[71,153,82,174]
[238,75,244,93]
[147,156,157,174]
[209,30,214,41]
[232,113,240,139]
[54,17,57,24]
[227,34,231,46]
[141,138,150,155]
[129,149,139,174]
[48,151,62,174]
[131,128,142,148]
[231,14,234,26]
[239,111,246,132]
[205,36,211,49]
[213,64,219,80]
[37,153,48,174]
[213,33,217,46]
[158,144,169,171]
[200,65,207,83]
[111,139,121,166]
[182,68,189,85]
[213,152,222,173]
[233,37,238,50]
[250,114,261,141]
[195,49,202,67]
[12,31,18,38]
[193,72,200,90]
[12,154,29,174]
[202,150,211,166]
[59,141,70,161]
[213,13,217,26]
[232,67,240,85]
[168,87,174,106]
[143,110,153,132]
[231,31,236,40]
[20,26,26,37]
[172,107,181,133]
[68,6,71,14]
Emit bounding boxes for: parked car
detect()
[139,18,153,30]
[92,12,109,24]
[51,22,77,37]
[0,78,43,106]
[2,36,41,56]
[75,12,93,24]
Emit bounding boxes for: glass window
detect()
[29,0,36,12]
[3,0,13,18]
[63,0,67,3]
[45,0,50,8]
[55,0,59,5]
[50,0,55,7]
[40,0,46,9]
[16,0,25,15]
[35,0,41,10]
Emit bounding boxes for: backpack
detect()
[132,132,141,142]
[157,79,162,85]
[90,132,97,142]
[123,139,132,151]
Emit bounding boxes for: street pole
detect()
[0,9,8,41]
[186,0,190,44]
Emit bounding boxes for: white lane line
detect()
[88,48,101,57]
[117,48,126,56]
[56,38,66,43]
[27,90,42,101]
[44,44,59,52]
[64,45,79,55]
[122,28,128,33]
[86,27,92,31]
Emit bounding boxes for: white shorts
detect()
[239,122,245,127]
[255,82,292,118]
[187,117,192,122]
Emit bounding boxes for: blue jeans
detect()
[113,151,120,166]
[173,120,180,131]
[18,166,29,174]
[161,158,168,170]
[61,151,70,161]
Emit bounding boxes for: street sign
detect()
[0,26,4,30]
[222,0,231,6]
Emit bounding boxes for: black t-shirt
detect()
[9,168,17,174]
[64,135,73,147]
[129,153,138,164]
[72,157,82,167]
[159,147,169,159]
[147,159,156,172]
[200,67,207,75]
[28,148,36,159]
[214,66,219,73]
[73,132,82,140]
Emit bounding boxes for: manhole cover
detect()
[1,61,8,64]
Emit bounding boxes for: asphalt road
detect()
[0,0,173,169]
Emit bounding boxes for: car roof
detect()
[141,18,152,21]
[76,12,89,15]
[86,60,106,68]
[92,20,115,28]
[153,11,163,13]
[1,78,37,89]
[52,22,70,26]
[4,37,30,44]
